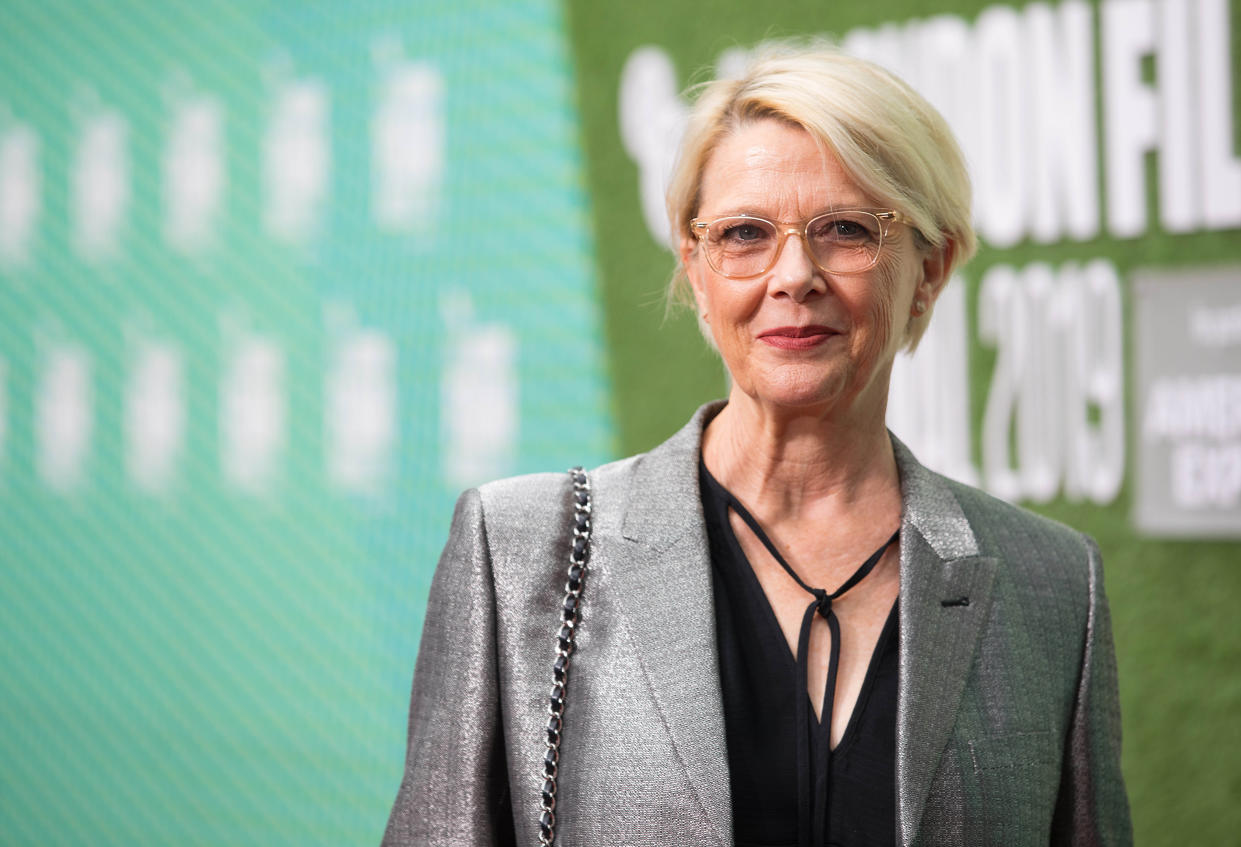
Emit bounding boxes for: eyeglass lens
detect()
[702,212,884,278]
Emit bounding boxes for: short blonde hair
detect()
[666,41,977,350]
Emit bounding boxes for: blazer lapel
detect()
[891,436,998,846]
[607,404,733,847]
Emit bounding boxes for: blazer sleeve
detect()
[382,488,518,847]
[1051,536,1133,846]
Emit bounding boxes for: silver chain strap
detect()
[538,466,592,846]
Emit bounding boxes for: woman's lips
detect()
[758,325,837,350]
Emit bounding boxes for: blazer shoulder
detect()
[473,470,574,532]
[470,452,645,535]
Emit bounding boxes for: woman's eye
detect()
[812,216,875,242]
[721,223,766,242]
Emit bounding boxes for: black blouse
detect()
[700,460,899,847]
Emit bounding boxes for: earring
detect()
[912,300,927,315]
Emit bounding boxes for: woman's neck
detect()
[701,389,901,525]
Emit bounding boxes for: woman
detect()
[384,44,1131,847]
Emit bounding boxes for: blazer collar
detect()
[619,401,983,563]
[613,403,995,847]
[620,401,722,551]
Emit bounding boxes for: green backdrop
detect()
[566,1,1241,844]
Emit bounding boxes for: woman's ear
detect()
[915,236,957,310]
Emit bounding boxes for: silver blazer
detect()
[384,403,1132,846]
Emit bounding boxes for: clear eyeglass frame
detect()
[688,209,911,280]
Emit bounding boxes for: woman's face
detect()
[681,119,948,420]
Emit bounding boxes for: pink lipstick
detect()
[758,325,837,350]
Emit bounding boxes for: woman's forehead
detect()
[698,120,870,214]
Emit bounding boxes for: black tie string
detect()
[716,485,899,847]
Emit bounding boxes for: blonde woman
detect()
[384,44,1131,847]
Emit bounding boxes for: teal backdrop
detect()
[0,1,613,843]
[1,1,1238,845]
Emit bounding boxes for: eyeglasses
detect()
[689,210,909,279]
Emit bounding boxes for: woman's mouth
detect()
[758,325,837,350]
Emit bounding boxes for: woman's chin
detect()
[737,372,854,414]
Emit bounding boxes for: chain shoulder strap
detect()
[538,466,592,846]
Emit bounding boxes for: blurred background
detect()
[0,0,1237,844]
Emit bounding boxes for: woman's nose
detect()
[768,231,826,301]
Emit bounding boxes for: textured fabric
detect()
[382,401,1132,847]
[701,458,899,847]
